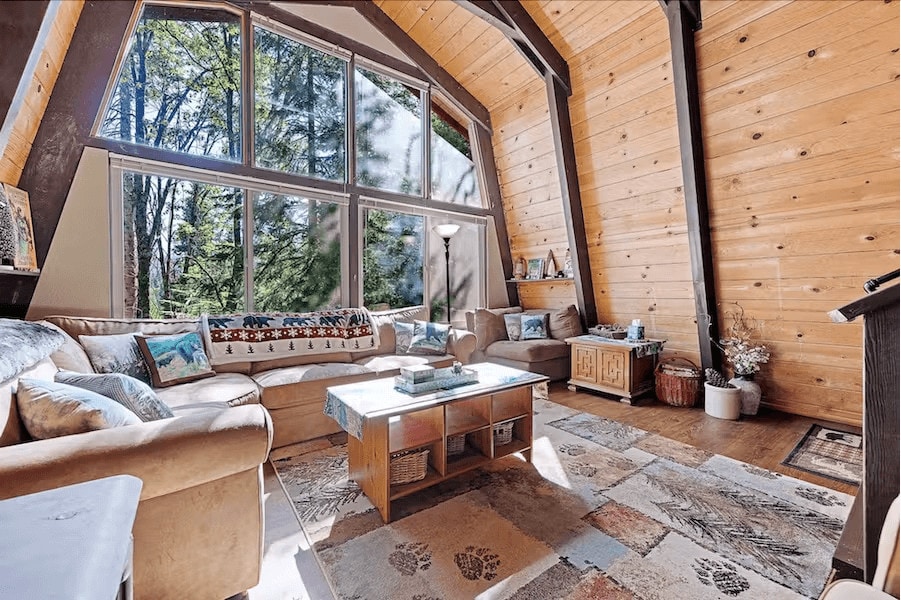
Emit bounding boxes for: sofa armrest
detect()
[449,328,476,364]
[0,404,273,502]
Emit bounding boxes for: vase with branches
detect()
[716,303,769,415]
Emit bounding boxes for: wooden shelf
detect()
[446,446,490,476]
[389,467,442,500]
[493,438,530,459]
[446,412,489,437]
[388,416,442,454]
[0,269,40,277]
[506,277,573,283]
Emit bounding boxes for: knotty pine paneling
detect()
[697,0,900,425]
[0,1,84,185]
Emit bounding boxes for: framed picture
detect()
[4,184,37,271]
[0,186,15,269]
[526,258,545,280]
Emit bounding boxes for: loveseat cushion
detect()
[37,321,94,373]
[155,373,260,416]
[252,363,374,411]
[468,307,522,351]
[485,339,570,363]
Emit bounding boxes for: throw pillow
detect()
[394,321,415,354]
[55,371,174,422]
[472,308,514,351]
[521,313,550,340]
[408,320,451,355]
[16,378,141,440]
[503,313,522,341]
[135,332,216,388]
[79,333,151,384]
[546,304,583,340]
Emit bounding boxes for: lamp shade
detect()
[433,223,460,240]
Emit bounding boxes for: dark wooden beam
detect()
[472,125,518,307]
[352,1,491,132]
[2,1,137,318]
[658,0,702,31]
[0,1,50,134]
[456,0,571,94]
[547,74,595,327]
[662,0,719,369]
[229,1,430,84]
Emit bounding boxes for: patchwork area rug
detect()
[782,424,863,486]
[274,400,853,600]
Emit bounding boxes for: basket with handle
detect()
[655,357,702,407]
[493,421,515,446]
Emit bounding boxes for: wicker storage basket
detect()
[655,357,702,408]
[390,447,430,485]
[447,434,466,456]
[493,421,515,446]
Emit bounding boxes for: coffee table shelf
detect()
[328,363,548,522]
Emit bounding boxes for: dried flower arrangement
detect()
[716,303,770,376]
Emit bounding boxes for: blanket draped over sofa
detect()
[201,308,378,364]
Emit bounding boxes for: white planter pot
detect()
[729,375,762,416]
[703,382,741,420]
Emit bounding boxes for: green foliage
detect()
[362,210,423,309]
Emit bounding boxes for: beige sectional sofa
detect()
[466,305,583,381]
[45,304,475,448]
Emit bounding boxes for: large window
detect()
[103,3,489,318]
[253,192,342,311]
[254,27,346,180]
[355,67,423,196]
[99,6,242,161]
[122,172,244,318]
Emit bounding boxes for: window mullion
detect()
[348,56,356,187]
[244,187,254,312]
[422,87,430,201]
[242,11,254,167]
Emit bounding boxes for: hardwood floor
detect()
[548,382,860,496]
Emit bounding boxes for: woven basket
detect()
[655,357,702,408]
[493,421,515,446]
[447,434,466,456]
[389,447,430,485]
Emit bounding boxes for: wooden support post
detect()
[546,73,596,327]
[662,0,720,370]
[472,125,518,307]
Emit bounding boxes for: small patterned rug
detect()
[273,400,853,600]
[781,424,863,486]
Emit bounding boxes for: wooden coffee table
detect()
[325,362,547,522]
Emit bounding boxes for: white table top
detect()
[0,475,142,600]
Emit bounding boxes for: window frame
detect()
[98,0,489,317]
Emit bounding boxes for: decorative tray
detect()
[394,367,479,394]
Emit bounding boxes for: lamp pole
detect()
[433,224,460,324]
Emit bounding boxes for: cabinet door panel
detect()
[599,350,626,390]
[572,345,597,383]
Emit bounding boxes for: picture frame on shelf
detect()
[3,184,37,272]
[526,258,545,280]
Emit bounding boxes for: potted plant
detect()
[703,368,741,420]
[717,304,771,415]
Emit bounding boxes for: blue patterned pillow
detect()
[135,332,215,388]
[55,371,173,422]
[79,333,150,384]
[16,378,141,439]
[394,321,415,354]
[520,313,550,340]
[408,320,450,355]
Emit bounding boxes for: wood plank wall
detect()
[695,0,900,424]
[385,0,899,425]
[0,1,84,185]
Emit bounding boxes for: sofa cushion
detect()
[252,363,374,411]
[136,332,216,387]
[471,307,522,351]
[355,353,453,374]
[16,378,141,439]
[504,314,522,341]
[408,321,450,355]
[249,351,354,375]
[485,339,570,363]
[156,373,260,416]
[79,333,151,384]
[55,371,173,422]
[542,304,583,340]
[37,321,94,373]
[521,313,550,340]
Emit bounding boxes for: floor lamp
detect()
[433,223,460,324]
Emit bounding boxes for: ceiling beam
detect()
[352,1,491,133]
[661,0,720,369]
[455,0,570,95]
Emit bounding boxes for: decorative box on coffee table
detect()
[565,335,665,404]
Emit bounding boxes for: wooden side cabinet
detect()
[565,335,663,404]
